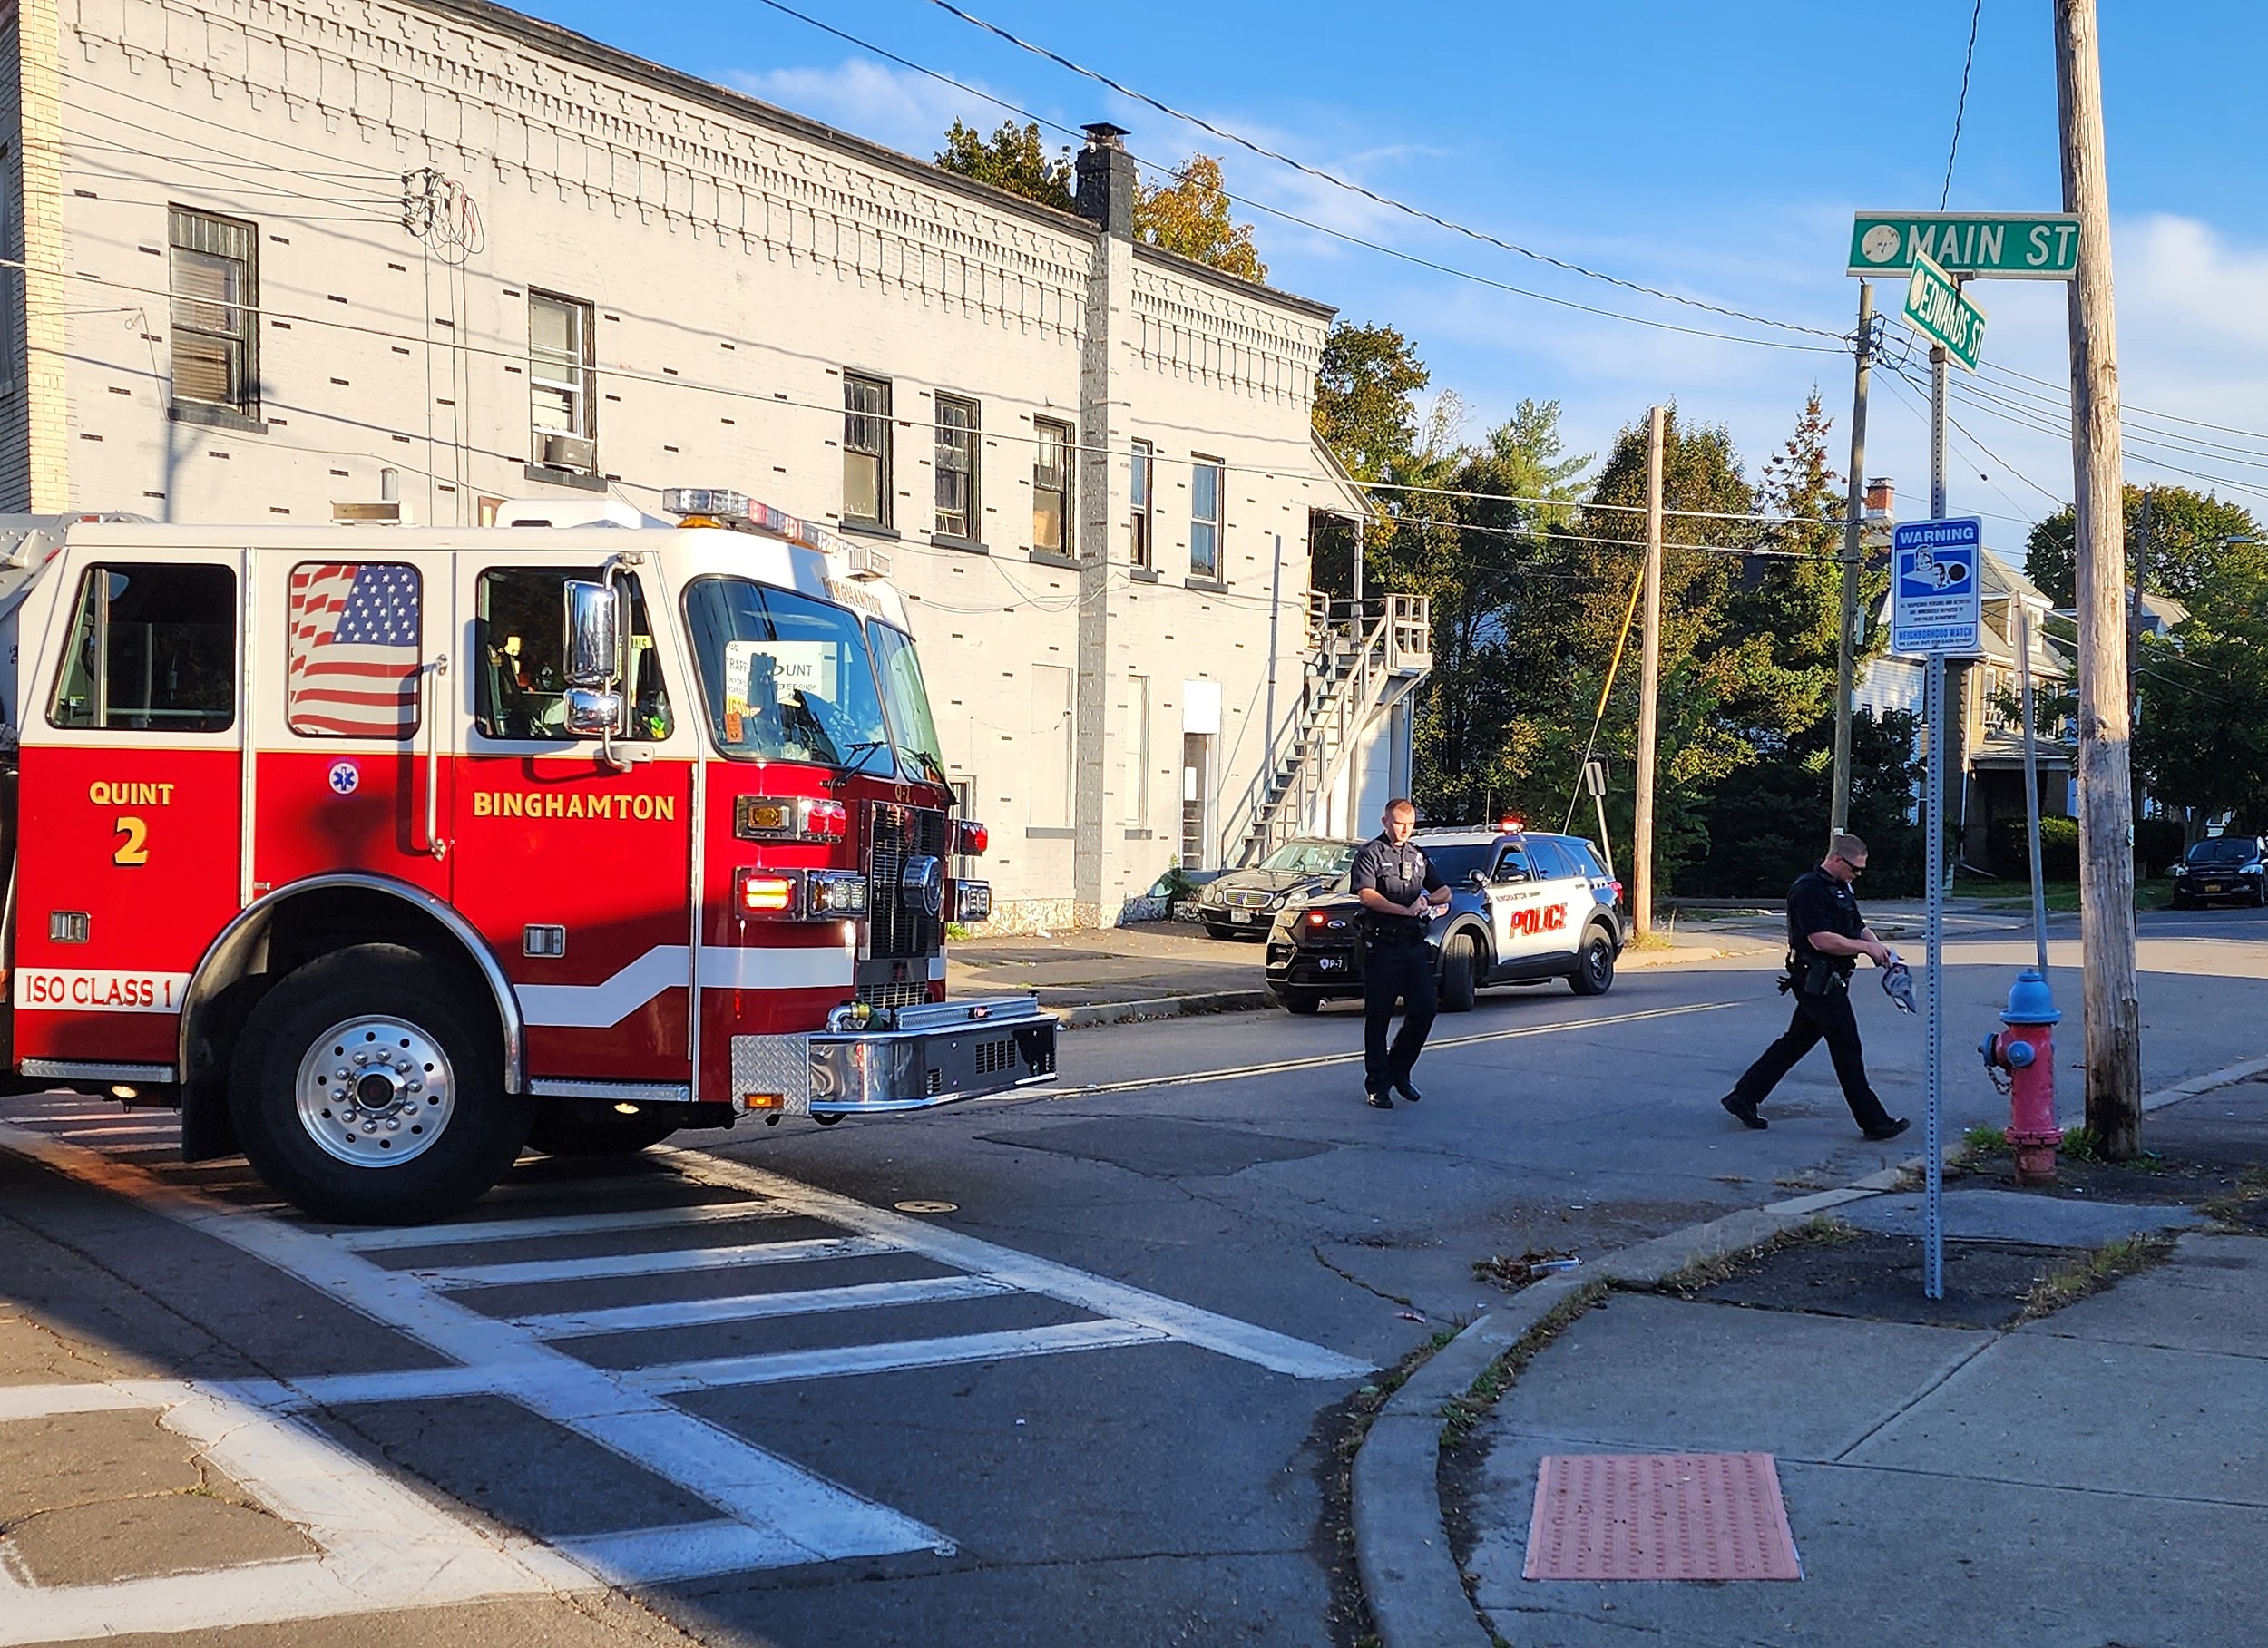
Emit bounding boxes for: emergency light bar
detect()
[660,487,890,581]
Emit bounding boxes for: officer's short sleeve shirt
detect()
[1788,867,1862,957]
[1351,835,1445,908]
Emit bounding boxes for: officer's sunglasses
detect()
[1831,854,1866,875]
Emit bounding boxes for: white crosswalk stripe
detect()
[0,1093,1372,1639]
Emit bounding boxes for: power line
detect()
[1940,0,1985,211]
[914,0,1847,344]
[742,0,1843,359]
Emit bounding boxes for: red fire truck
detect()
[0,490,1056,1223]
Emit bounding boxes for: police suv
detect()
[1264,824,1627,1015]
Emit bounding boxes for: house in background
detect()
[0,0,1420,929]
[1852,481,2075,872]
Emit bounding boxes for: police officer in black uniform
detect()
[1350,798,1451,1109]
[1720,833,1911,1140]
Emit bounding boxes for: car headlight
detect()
[1200,884,1223,904]
[1267,892,1288,908]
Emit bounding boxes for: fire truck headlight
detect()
[953,881,992,923]
[808,871,868,914]
[734,868,798,914]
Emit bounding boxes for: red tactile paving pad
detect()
[1523,1452,1803,1581]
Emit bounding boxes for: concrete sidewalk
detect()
[1358,1070,2268,1648]
[947,921,1775,1027]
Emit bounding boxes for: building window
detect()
[1033,418,1074,555]
[1129,440,1154,569]
[530,292,596,471]
[935,395,978,541]
[1190,456,1224,580]
[168,208,258,414]
[50,562,237,733]
[845,374,893,528]
[1124,673,1149,826]
[1031,663,1074,828]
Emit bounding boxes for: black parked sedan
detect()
[1193,837,1360,940]
[1264,826,1627,1013]
[2170,835,2268,908]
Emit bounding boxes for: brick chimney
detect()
[1863,477,1894,519]
[1075,122,1136,239]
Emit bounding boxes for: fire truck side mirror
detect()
[563,688,625,737]
[563,580,621,690]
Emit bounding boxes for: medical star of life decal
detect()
[327,760,360,795]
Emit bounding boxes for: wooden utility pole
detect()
[1633,405,1665,937]
[2057,0,2142,1155]
[1831,284,1874,840]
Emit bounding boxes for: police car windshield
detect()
[1420,844,1498,884]
[682,577,894,774]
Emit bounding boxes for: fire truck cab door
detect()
[450,559,697,1089]
[250,552,456,910]
[15,549,246,1072]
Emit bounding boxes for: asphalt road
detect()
[4,901,2263,1647]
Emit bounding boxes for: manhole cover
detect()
[894,1200,957,1214]
[1523,1452,1802,1582]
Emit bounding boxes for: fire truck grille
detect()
[974,1037,1015,1077]
[865,802,952,961]
[856,977,928,1009]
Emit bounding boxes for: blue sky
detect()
[535,0,2268,544]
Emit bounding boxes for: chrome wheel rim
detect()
[293,1015,455,1168]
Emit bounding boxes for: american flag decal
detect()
[287,562,423,737]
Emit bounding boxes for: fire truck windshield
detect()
[683,576,894,774]
[870,623,948,785]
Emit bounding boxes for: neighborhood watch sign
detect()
[1891,518,1984,658]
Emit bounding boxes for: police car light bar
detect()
[660,488,891,582]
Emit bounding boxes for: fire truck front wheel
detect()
[229,943,533,1224]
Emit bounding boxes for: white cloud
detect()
[728,58,1024,166]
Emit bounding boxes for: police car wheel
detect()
[1569,927,1617,996]
[229,943,533,1225]
[1440,935,1479,1012]
[526,1101,681,1156]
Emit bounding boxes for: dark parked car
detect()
[1193,836,1360,940]
[2170,835,2268,908]
[1264,826,1627,1013]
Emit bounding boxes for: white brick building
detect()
[0,0,1417,926]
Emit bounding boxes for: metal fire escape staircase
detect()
[1233,594,1432,867]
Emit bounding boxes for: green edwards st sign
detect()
[1849,212,2080,281]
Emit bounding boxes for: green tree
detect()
[934,119,1075,211]
[2136,627,2268,829]
[1314,322,1429,482]
[2024,484,2260,620]
[1133,155,1265,280]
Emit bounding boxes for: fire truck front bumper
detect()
[730,995,1059,1118]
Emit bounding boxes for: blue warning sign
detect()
[1891,516,1982,656]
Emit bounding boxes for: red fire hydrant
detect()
[1980,969,2061,1184]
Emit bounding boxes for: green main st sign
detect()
[1849,212,2080,280]
[1902,251,1987,371]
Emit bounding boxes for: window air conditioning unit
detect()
[844,537,891,581]
[536,431,596,473]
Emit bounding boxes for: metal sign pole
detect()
[1923,652,1947,1301]
[2019,607,2049,975]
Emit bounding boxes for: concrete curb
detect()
[1349,1050,2268,1648]
[1056,989,1276,1029]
